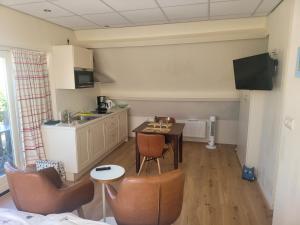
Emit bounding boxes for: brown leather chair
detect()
[137,133,165,175]
[154,116,176,151]
[4,162,94,216]
[105,169,185,225]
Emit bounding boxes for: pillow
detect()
[36,160,66,180]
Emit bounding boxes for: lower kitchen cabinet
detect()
[42,108,128,181]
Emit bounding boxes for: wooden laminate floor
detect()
[0,139,273,225]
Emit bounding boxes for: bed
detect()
[0,208,109,225]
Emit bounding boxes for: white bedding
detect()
[0,209,109,225]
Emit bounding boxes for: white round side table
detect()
[90,165,125,224]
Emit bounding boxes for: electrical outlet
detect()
[284,117,295,130]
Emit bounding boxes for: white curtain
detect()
[11,48,52,165]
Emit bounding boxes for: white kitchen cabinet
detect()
[73,46,93,69]
[89,120,105,159]
[104,115,119,152]
[52,45,93,89]
[118,110,128,141]
[42,108,128,181]
[76,126,90,171]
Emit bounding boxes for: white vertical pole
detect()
[102,183,106,222]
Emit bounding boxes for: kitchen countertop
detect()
[42,107,129,130]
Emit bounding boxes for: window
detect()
[0,51,21,193]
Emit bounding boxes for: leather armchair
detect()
[105,169,185,225]
[4,162,94,215]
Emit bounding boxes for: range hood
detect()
[94,71,114,84]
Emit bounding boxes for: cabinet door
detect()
[118,110,128,141]
[76,126,90,170]
[104,115,119,152]
[73,46,93,69]
[89,120,105,159]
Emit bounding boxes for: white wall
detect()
[245,0,295,208]
[95,39,267,99]
[95,39,267,144]
[121,99,239,144]
[0,5,100,117]
[272,0,300,224]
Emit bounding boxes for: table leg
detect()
[173,136,179,169]
[179,133,183,163]
[102,183,106,222]
[135,132,140,173]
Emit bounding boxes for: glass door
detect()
[0,51,20,193]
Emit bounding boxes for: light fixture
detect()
[43,9,52,13]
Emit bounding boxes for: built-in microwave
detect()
[74,68,94,89]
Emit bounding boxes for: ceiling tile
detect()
[254,0,282,15]
[9,2,73,18]
[210,13,251,20]
[0,0,45,5]
[163,4,208,21]
[210,0,261,16]
[102,0,158,11]
[121,8,167,25]
[83,12,130,27]
[47,16,99,29]
[157,0,207,7]
[50,0,113,15]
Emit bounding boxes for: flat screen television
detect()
[233,53,278,90]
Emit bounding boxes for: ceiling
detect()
[0,0,282,30]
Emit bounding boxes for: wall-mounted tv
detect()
[233,53,278,90]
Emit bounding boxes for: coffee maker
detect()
[97,96,108,114]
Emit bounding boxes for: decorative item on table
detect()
[36,160,66,180]
[142,127,170,133]
[147,122,172,128]
[242,165,256,181]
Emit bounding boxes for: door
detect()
[0,51,20,193]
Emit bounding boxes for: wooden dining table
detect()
[132,122,185,173]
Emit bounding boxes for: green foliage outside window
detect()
[0,91,8,123]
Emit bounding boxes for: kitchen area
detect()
[42,45,129,181]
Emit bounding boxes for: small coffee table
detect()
[90,165,125,224]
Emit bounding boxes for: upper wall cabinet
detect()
[52,45,93,89]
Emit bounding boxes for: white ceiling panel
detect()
[102,0,158,11]
[121,8,167,25]
[0,0,283,30]
[83,12,130,27]
[210,0,261,16]
[0,0,44,6]
[157,0,207,7]
[163,4,208,21]
[210,13,251,20]
[9,2,73,18]
[47,16,99,29]
[254,0,281,15]
[50,0,113,15]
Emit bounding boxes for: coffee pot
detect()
[97,96,108,114]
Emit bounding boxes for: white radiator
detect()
[179,119,207,138]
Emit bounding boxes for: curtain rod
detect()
[0,45,46,53]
